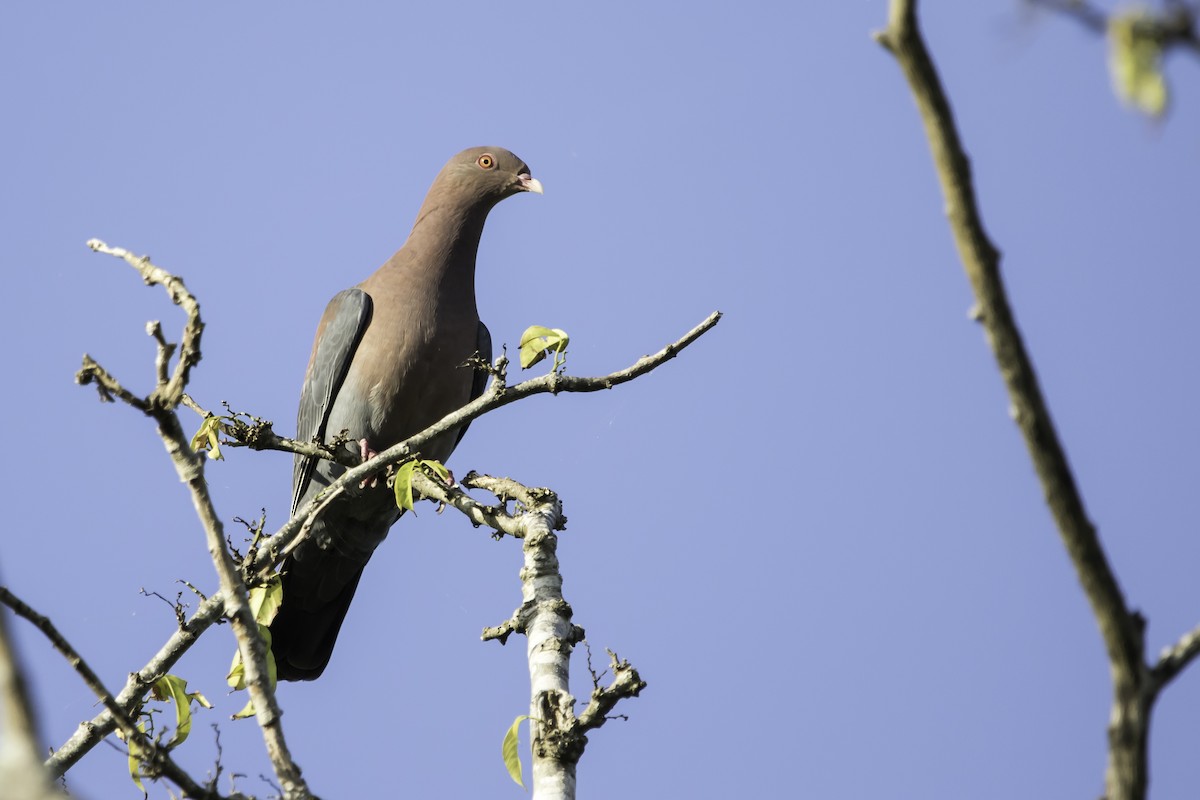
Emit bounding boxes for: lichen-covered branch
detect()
[576,651,645,733]
[453,477,642,800]
[409,471,526,538]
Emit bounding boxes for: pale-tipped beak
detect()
[518,173,544,194]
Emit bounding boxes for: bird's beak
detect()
[517,173,544,194]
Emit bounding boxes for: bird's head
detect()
[440,147,544,204]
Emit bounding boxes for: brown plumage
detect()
[270,147,542,680]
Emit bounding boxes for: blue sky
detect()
[3,2,1199,797]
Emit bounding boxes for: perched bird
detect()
[269,147,543,681]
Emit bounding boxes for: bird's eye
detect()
[477,153,495,170]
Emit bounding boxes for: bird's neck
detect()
[404,197,498,298]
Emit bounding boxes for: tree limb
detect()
[85,239,204,409]
[873,3,1181,798]
[450,477,639,800]
[576,651,646,733]
[1150,621,1200,690]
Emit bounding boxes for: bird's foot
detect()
[359,438,381,488]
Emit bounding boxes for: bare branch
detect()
[85,239,203,408]
[576,651,646,733]
[507,489,581,797]
[75,354,149,411]
[1151,622,1200,689]
[874,5,1139,674]
[179,398,356,468]
[139,587,189,630]
[147,320,177,390]
[481,617,520,645]
[410,471,526,538]
[465,478,640,799]
[874,4,1170,798]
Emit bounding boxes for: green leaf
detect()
[231,697,257,720]
[393,459,450,511]
[1109,9,1168,117]
[502,715,531,789]
[393,460,417,511]
[263,625,278,687]
[125,719,148,796]
[422,459,451,483]
[189,416,225,461]
[226,624,277,702]
[519,325,570,370]
[249,575,283,626]
[227,650,246,691]
[151,674,208,748]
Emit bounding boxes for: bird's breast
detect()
[342,285,479,460]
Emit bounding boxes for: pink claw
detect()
[359,438,381,488]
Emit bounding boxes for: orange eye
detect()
[477,153,495,169]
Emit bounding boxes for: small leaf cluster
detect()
[120,674,212,794]
[188,415,229,461]
[226,575,283,719]
[393,458,451,511]
[519,325,570,372]
[1109,8,1169,117]
[502,715,532,789]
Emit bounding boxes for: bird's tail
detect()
[269,560,366,682]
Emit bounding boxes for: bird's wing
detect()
[291,288,372,516]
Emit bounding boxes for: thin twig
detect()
[1151,621,1200,689]
[575,651,646,733]
[86,239,204,408]
[410,471,525,538]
